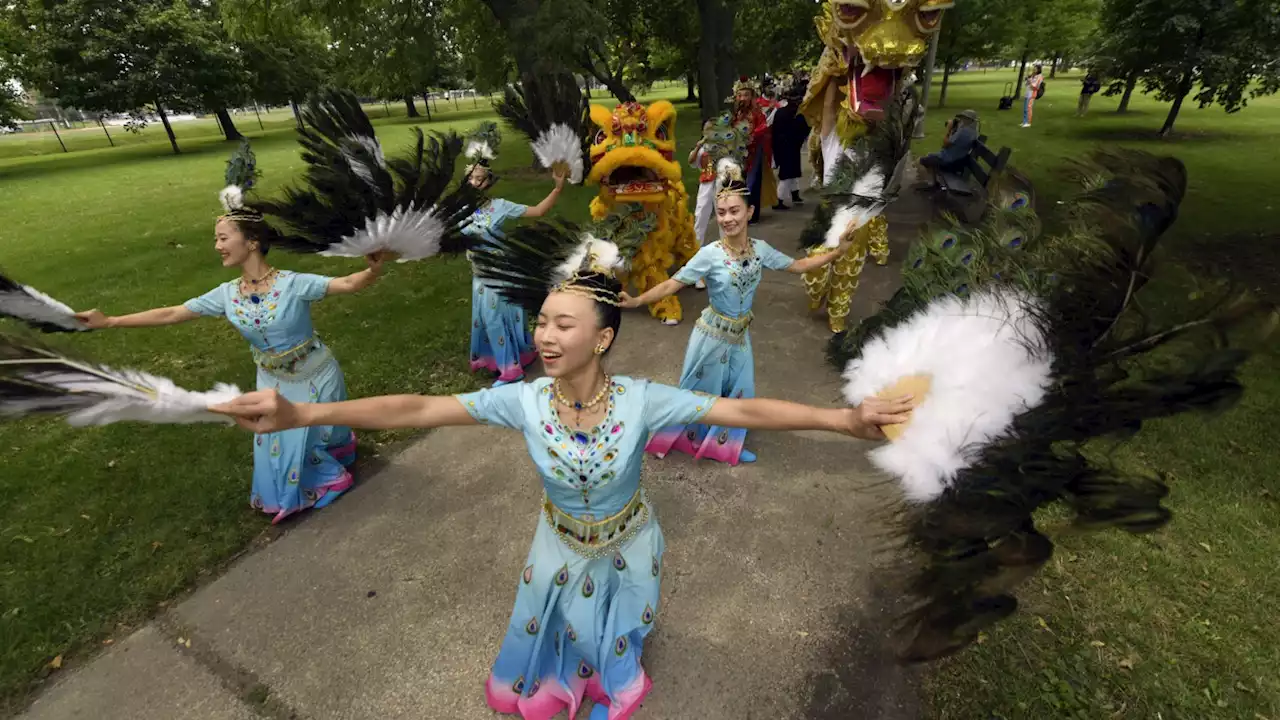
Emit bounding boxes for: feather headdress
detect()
[218,138,261,220]
[0,334,241,426]
[494,75,589,184]
[0,271,87,333]
[829,149,1275,663]
[248,89,483,261]
[468,220,626,314]
[799,88,919,250]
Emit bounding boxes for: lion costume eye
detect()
[915,0,953,32]
[655,123,668,142]
[594,129,607,145]
[834,0,871,29]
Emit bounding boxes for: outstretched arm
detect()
[75,305,201,329]
[619,277,685,309]
[784,242,850,275]
[214,390,478,434]
[522,171,568,219]
[704,395,913,441]
[326,252,386,296]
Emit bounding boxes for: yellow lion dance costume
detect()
[797,0,952,333]
[587,101,699,324]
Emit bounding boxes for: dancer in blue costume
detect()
[214,227,913,720]
[463,151,568,386]
[75,211,385,523]
[623,165,853,465]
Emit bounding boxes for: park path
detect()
[19,176,933,720]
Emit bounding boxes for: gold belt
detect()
[252,337,322,373]
[542,490,649,559]
[695,307,753,345]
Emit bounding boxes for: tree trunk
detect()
[685,70,698,102]
[404,95,420,118]
[156,101,180,154]
[98,118,114,147]
[1050,55,1059,78]
[421,93,433,121]
[939,64,953,108]
[1159,69,1194,137]
[1117,74,1137,113]
[290,100,304,129]
[215,108,243,141]
[1014,50,1030,98]
[696,0,736,121]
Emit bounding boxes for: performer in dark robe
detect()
[770,78,810,211]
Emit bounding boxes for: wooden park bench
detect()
[933,134,1014,223]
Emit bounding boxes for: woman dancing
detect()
[622,166,853,465]
[464,148,568,386]
[74,206,385,523]
[214,225,912,720]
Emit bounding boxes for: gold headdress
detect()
[733,76,760,96]
[714,158,749,201]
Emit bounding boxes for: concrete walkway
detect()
[20,181,933,720]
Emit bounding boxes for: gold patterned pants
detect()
[802,215,890,333]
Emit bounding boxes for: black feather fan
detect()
[0,271,87,333]
[830,149,1275,663]
[249,88,484,260]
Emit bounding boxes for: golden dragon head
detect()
[587,101,682,204]
[821,0,953,119]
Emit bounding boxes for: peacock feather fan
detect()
[799,88,920,250]
[0,271,87,333]
[831,149,1275,663]
[249,88,484,261]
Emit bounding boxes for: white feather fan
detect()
[841,289,1055,502]
[553,234,625,284]
[318,204,446,262]
[531,123,585,184]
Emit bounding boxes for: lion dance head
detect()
[802,0,953,132]
[587,101,681,205]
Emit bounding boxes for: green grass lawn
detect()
[0,84,694,711]
[919,69,1280,720]
[1,70,1276,719]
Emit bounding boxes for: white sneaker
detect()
[695,278,706,290]
[1020,123,1031,128]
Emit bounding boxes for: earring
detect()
[593,344,606,355]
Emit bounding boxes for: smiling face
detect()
[214,218,257,268]
[468,165,491,189]
[715,193,752,239]
[534,292,616,378]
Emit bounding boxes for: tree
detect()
[1100,0,1280,135]
[8,0,252,153]
[732,0,821,78]
[527,0,646,102]
[934,0,1010,108]
[328,0,452,118]
[1007,0,1099,96]
[695,0,735,120]
[220,0,332,128]
[443,0,514,93]
[1,80,29,130]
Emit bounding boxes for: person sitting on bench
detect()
[916,109,980,190]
